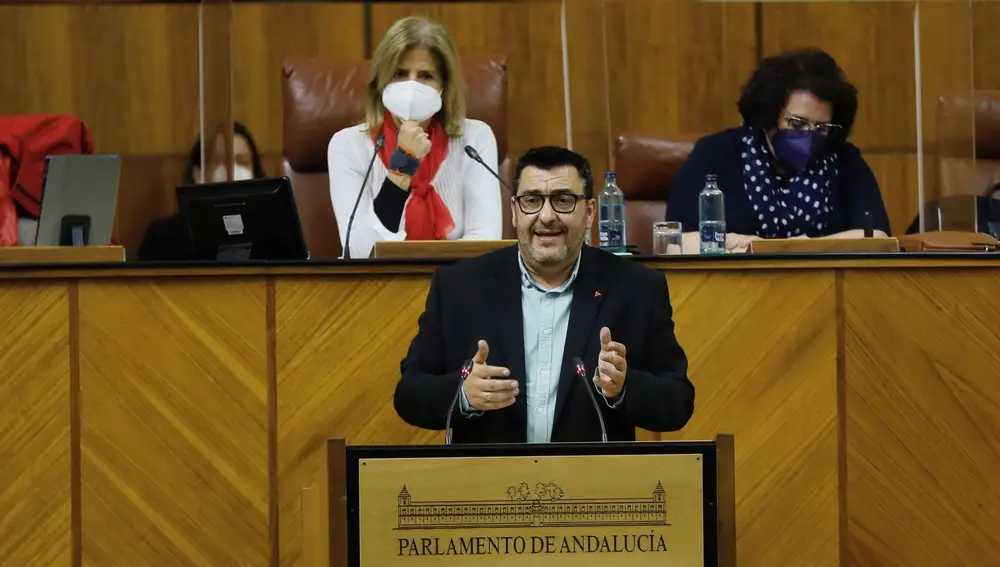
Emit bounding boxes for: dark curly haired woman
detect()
[666,48,890,252]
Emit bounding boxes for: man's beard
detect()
[518,219,583,271]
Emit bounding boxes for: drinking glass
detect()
[652,222,682,255]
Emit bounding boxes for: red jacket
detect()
[0,114,96,246]
[0,135,18,247]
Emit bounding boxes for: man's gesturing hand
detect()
[594,327,627,398]
[463,340,519,411]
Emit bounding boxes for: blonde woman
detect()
[328,16,502,259]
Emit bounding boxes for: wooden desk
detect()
[2,255,998,567]
[0,245,124,264]
[373,239,516,258]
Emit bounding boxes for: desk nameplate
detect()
[356,454,705,566]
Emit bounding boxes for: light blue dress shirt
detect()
[459,253,579,442]
[517,252,580,443]
[459,253,622,442]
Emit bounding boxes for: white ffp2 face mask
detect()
[381,80,443,122]
[208,164,253,183]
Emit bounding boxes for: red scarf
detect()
[375,113,454,240]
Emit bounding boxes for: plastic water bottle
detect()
[598,171,627,253]
[699,174,726,254]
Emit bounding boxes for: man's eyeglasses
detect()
[782,114,842,137]
[513,193,586,214]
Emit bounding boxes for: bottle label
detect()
[700,228,725,244]
[599,228,623,247]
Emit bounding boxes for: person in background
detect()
[904,184,1000,237]
[137,122,265,261]
[327,16,502,259]
[666,48,890,253]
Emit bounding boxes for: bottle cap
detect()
[705,174,717,181]
[605,171,616,181]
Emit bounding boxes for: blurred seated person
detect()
[327,16,502,259]
[667,48,890,253]
[137,123,265,261]
[905,185,1000,237]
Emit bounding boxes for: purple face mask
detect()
[771,129,827,172]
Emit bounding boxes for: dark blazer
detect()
[666,127,892,236]
[393,245,694,444]
[137,214,195,261]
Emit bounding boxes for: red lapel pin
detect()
[594,291,602,297]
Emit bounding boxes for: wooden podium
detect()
[319,435,736,567]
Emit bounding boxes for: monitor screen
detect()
[177,177,309,261]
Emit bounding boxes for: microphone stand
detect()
[343,132,386,259]
[464,145,512,192]
[444,359,475,445]
[573,357,608,443]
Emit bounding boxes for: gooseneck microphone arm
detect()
[464,145,512,193]
[574,357,608,443]
[343,132,386,260]
[444,359,475,445]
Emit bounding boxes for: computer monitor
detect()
[177,177,309,261]
[36,154,122,247]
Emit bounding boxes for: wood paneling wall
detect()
[78,279,272,566]
[0,283,72,566]
[4,1,1000,254]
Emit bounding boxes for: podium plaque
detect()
[329,437,735,567]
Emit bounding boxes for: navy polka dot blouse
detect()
[666,127,891,238]
[739,129,835,238]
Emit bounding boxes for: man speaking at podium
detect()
[393,146,694,443]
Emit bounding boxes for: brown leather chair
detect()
[613,133,700,253]
[282,55,513,259]
[937,91,1000,198]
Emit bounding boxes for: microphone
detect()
[464,145,512,192]
[343,132,386,260]
[862,211,874,238]
[573,357,608,443]
[444,359,475,445]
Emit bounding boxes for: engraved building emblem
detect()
[396,481,668,529]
